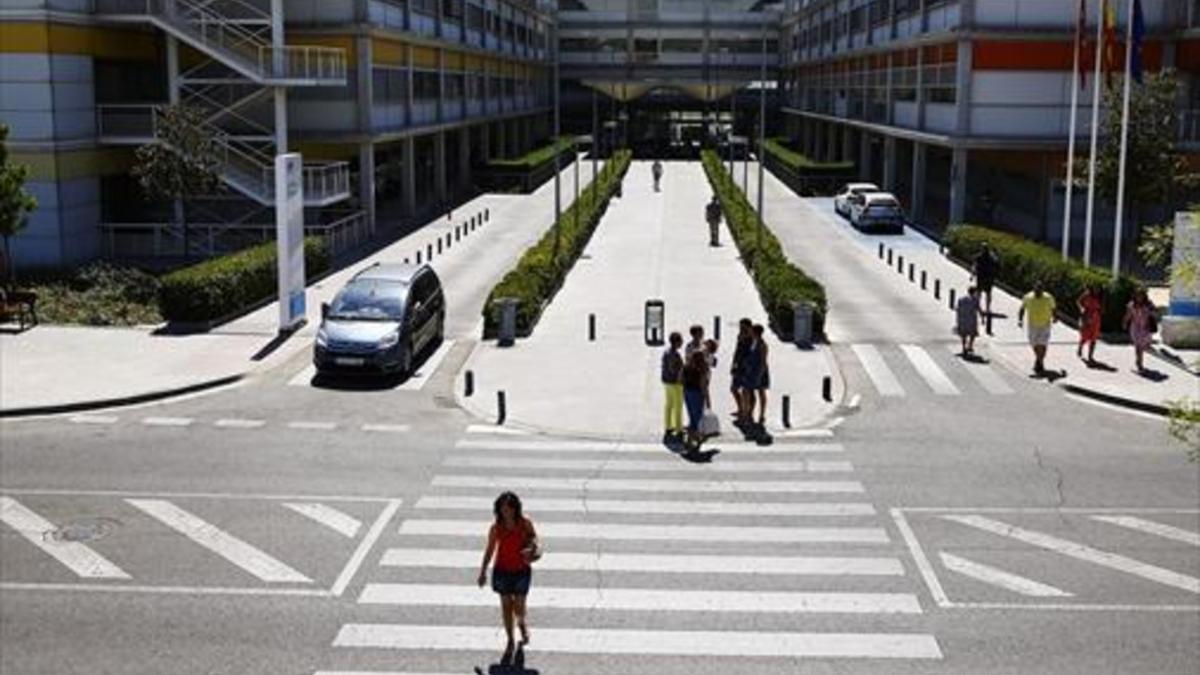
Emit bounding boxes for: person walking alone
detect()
[477,492,540,666]
[1018,280,1056,375]
[661,332,685,444]
[751,324,771,428]
[973,243,999,320]
[955,286,984,356]
[705,194,722,247]
[682,350,711,450]
[1124,288,1157,374]
[1076,285,1104,364]
[652,160,664,192]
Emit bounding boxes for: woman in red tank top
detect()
[477,491,539,665]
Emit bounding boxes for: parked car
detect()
[833,182,881,217]
[849,192,906,234]
[314,263,445,376]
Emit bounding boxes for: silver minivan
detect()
[314,263,445,376]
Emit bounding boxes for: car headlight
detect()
[378,331,400,350]
[315,327,329,348]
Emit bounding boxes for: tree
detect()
[131,105,222,259]
[0,123,39,292]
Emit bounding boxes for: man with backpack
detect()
[652,160,664,192]
[705,195,722,247]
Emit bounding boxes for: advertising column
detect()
[276,153,307,333]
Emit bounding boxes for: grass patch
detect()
[489,137,576,169]
[762,137,855,172]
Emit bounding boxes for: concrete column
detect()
[437,48,445,123]
[508,119,519,156]
[842,125,855,164]
[954,38,973,136]
[826,123,839,162]
[270,0,287,154]
[458,126,471,193]
[497,120,508,159]
[356,36,373,134]
[859,130,872,181]
[949,146,968,224]
[359,142,376,232]
[402,136,416,217]
[910,141,927,221]
[914,46,926,130]
[481,122,492,162]
[882,136,897,191]
[434,130,447,207]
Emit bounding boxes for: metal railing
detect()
[93,0,347,83]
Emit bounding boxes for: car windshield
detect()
[328,280,406,321]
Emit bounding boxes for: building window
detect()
[445,72,464,99]
[412,0,436,17]
[443,0,462,21]
[371,67,408,105]
[413,70,440,101]
[467,3,484,30]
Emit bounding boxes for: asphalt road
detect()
[1,163,1197,675]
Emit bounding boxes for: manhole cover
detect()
[47,517,122,543]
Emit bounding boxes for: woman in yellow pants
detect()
[661,332,684,443]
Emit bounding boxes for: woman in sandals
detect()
[478,491,540,664]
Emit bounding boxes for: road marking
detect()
[0,487,398,503]
[453,439,843,454]
[775,428,835,438]
[283,503,362,538]
[400,519,888,544]
[414,495,876,517]
[214,418,266,429]
[68,415,118,425]
[1091,516,1200,547]
[142,416,193,427]
[287,421,338,431]
[287,364,316,387]
[900,345,960,396]
[360,424,411,434]
[360,583,923,614]
[398,340,456,391]
[432,474,863,494]
[441,456,853,474]
[330,499,402,598]
[315,672,456,675]
[850,344,905,397]
[464,424,530,435]
[946,346,1014,394]
[944,515,1200,594]
[333,624,944,659]
[125,499,311,584]
[380,548,904,576]
[939,552,1073,597]
[0,496,131,580]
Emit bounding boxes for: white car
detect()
[849,192,906,234]
[834,182,881,217]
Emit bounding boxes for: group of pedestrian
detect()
[661,319,771,450]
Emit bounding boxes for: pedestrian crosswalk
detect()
[845,342,1015,399]
[317,429,943,673]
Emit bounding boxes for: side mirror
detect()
[321,302,330,320]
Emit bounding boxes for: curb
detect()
[1056,381,1171,417]
[0,373,247,419]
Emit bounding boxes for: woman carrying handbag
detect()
[478,491,541,665]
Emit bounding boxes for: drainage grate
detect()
[47,517,122,543]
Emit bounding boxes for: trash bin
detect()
[644,299,665,346]
[792,301,814,348]
[496,297,518,347]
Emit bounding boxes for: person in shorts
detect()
[1018,280,1056,375]
[478,491,540,665]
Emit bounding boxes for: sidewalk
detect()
[458,160,840,439]
[747,161,1197,415]
[0,158,596,416]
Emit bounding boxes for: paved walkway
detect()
[0,158,597,415]
[459,160,839,438]
[745,161,1197,414]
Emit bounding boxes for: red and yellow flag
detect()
[1102,0,1119,87]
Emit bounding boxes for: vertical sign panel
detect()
[276,153,306,332]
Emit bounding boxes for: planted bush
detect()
[158,237,329,323]
[944,224,1139,333]
[488,137,576,169]
[762,137,854,172]
[482,150,632,337]
[701,150,828,338]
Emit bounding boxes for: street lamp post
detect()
[591,43,599,203]
[722,46,733,176]
[755,10,767,251]
[552,20,562,259]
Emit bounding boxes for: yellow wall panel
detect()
[0,23,156,59]
[11,147,133,181]
[372,38,408,66]
[411,45,438,68]
[444,51,463,70]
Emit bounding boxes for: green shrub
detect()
[489,137,576,169]
[158,237,330,323]
[701,150,828,338]
[30,263,162,326]
[944,224,1140,333]
[762,137,854,172]
[482,151,632,337]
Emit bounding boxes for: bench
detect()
[0,289,38,331]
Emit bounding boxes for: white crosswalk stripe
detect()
[850,344,905,397]
[401,519,889,544]
[413,495,877,517]
[900,344,960,396]
[946,345,1015,394]
[442,455,854,473]
[283,503,362,538]
[939,552,1073,597]
[850,343,1016,398]
[432,474,864,494]
[0,496,131,580]
[1090,515,1200,547]
[454,438,843,454]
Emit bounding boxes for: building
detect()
[1,0,556,268]
[777,0,1200,263]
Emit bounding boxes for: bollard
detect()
[887,249,893,265]
[822,376,832,402]
[427,243,433,260]
[456,226,461,242]
[908,263,915,282]
[437,239,442,255]
[485,208,490,221]
[934,278,941,299]
[878,243,884,259]
[713,315,721,342]
[897,255,905,273]
[987,311,994,336]
[782,395,792,429]
[416,250,422,264]
[404,257,409,264]
[949,287,957,311]
[921,270,927,290]
[588,313,596,341]
[497,390,506,425]
[446,233,452,247]
[464,370,475,398]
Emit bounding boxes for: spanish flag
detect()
[1102,0,1119,87]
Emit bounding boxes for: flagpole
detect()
[1062,0,1085,260]
[1083,0,1106,268]
[1112,0,1136,276]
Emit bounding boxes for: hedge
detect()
[489,136,576,169]
[762,137,854,172]
[701,149,828,338]
[944,224,1140,333]
[482,150,632,337]
[158,237,330,323]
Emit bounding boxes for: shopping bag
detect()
[699,409,721,437]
